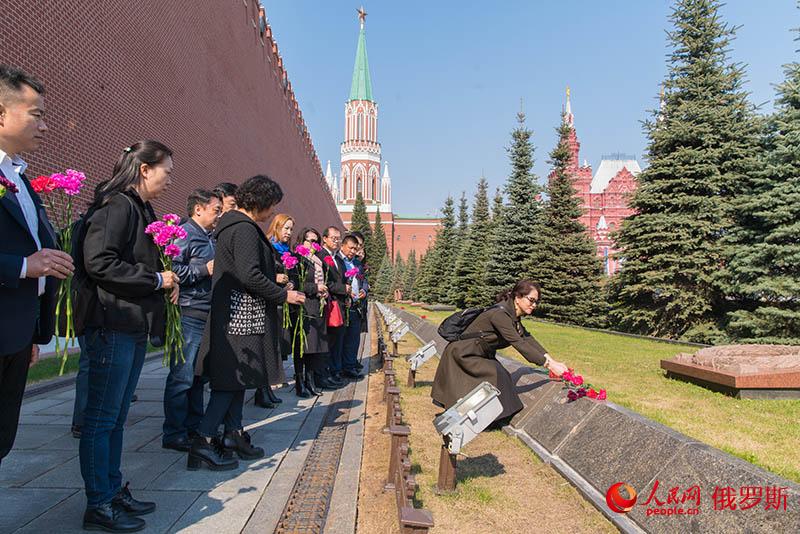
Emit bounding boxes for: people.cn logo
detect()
[606,482,638,513]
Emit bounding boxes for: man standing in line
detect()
[162,189,222,451]
[0,65,74,464]
[339,234,365,379]
[213,182,238,214]
[318,226,348,388]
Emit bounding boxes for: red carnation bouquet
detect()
[30,170,87,373]
[550,368,607,402]
[145,214,186,366]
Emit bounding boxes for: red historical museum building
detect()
[556,89,641,276]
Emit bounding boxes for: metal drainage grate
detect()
[274,379,357,533]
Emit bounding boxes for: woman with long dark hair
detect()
[289,227,328,397]
[431,279,569,424]
[190,175,305,469]
[76,140,179,532]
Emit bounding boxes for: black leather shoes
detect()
[223,430,265,460]
[162,435,191,452]
[303,373,323,397]
[187,436,239,471]
[265,386,283,404]
[112,482,156,516]
[83,502,145,532]
[253,388,277,409]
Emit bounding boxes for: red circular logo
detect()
[606,482,638,513]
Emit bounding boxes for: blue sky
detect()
[264,1,798,217]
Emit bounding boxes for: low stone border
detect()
[387,305,800,533]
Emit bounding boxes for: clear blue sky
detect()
[264,1,798,217]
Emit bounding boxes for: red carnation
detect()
[323,256,335,267]
[30,175,57,194]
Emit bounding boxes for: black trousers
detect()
[0,344,32,463]
[198,389,244,438]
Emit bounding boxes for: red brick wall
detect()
[0,0,341,229]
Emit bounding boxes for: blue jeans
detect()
[327,325,346,375]
[79,328,147,508]
[71,336,88,428]
[162,315,206,444]
[342,308,362,372]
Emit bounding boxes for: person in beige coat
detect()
[431,279,569,422]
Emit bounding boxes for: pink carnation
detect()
[281,252,298,270]
[145,221,167,235]
[311,242,322,252]
[164,244,181,258]
[562,371,573,382]
[597,389,607,401]
[163,213,181,225]
[345,267,360,278]
[571,375,584,386]
[295,245,311,257]
[53,169,86,196]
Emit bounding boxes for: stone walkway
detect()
[1,333,371,534]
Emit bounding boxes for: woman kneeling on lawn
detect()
[431,279,569,424]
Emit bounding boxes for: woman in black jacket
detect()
[290,227,329,397]
[190,175,305,469]
[77,140,179,532]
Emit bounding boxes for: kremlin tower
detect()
[330,8,440,260]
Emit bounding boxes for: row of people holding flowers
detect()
[0,64,368,533]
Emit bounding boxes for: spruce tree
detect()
[609,0,760,342]
[484,112,543,300]
[526,118,606,327]
[370,207,387,275]
[425,196,458,304]
[415,247,436,303]
[372,252,393,300]
[390,252,406,301]
[722,48,800,344]
[451,177,491,308]
[491,187,504,223]
[350,192,373,258]
[403,250,418,301]
[454,192,469,251]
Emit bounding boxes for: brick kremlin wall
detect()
[0,0,341,229]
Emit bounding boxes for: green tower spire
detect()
[349,7,374,102]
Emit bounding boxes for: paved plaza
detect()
[0,334,371,534]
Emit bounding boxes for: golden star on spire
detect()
[357,6,367,28]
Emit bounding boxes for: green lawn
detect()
[396,304,800,483]
[27,352,81,384]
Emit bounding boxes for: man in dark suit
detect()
[317,226,348,388]
[0,65,74,464]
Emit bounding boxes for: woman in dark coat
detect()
[289,227,329,397]
[190,175,305,469]
[431,279,569,422]
[77,141,178,531]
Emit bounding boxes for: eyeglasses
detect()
[522,295,539,305]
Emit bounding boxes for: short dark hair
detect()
[295,227,321,249]
[235,175,283,213]
[323,226,341,238]
[187,188,222,217]
[0,65,45,103]
[350,231,365,242]
[342,234,359,246]
[213,182,238,198]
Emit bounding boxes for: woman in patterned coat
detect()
[191,175,305,470]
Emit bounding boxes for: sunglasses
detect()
[522,295,539,305]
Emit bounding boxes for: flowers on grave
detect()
[551,368,607,403]
[0,176,19,199]
[145,215,187,366]
[31,170,88,373]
